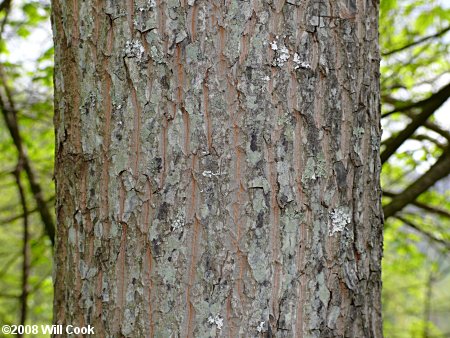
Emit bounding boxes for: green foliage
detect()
[380,0,450,98]
[0,0,54,330]
[380,0,450,336]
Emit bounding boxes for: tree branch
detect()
[396,216,450,250]
[383,190,450,219]
[382,25,450,56]
[13,161,30,329]
[0,0,11,35]
[381,82,450,163]
[383,152,450,218]
[412,134,447,149]
[383,81,450,116]
[424,121,450,141]
[0,195,55,224]
[0,65,55,245]
[0,252,20,279]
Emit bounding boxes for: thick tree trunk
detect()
[52,0,382,337]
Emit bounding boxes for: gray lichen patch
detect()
[247,244,270,284]
[327,305,341,328]
[280,208,303,256]
[293,52,311,70]
[301,154,327,186]
[317,272,330,306]
[329,207,351,236]
[125,39,146,62]
[302,157,317,184]
[207,314,224,330]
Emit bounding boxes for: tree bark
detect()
[52,0,383,337]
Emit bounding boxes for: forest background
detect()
[0,0,449,337]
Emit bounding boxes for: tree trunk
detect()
[52,0,382,337]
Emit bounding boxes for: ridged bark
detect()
[52,0,382,337]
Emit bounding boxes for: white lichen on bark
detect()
[207,314,223,330]
[329,207,351,236]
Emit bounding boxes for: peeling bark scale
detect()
[52,0,382,337]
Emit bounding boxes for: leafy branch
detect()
[381,82,450,163]
[383,151,450,218]
[382,25,450,56]
[0,65,55,245]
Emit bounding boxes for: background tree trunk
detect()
[52,0,382,337]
